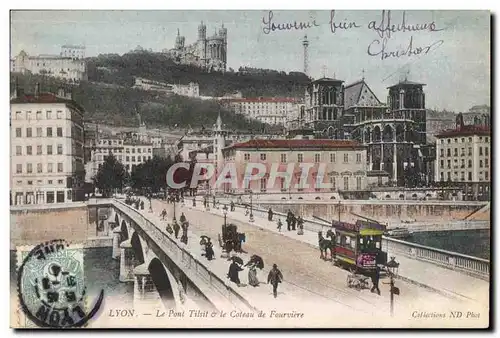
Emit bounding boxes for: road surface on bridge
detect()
[142,198,488,328]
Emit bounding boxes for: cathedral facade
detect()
[164,22,227,72]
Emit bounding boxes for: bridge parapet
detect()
[95,199,258,313]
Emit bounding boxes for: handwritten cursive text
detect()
[368,10,445,39]
[262,10,320,35]
[329,10,361,34]
[367,36,444,60]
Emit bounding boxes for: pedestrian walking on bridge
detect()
[180,222,189,244]
[267,264,283,298]
[161,209,167,220]
[268,208,273,221]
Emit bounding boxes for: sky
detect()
[10,10,491,112]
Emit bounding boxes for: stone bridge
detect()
[92,199,256,314]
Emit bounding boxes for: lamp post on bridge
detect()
[173,193,177,221]
[385,256,400,317]
[249,190,254,223]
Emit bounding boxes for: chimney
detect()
[34,83,40,98]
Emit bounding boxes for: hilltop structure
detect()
[163,22,227,72]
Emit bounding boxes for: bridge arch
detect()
[131,231,145,266]
[148,258,176,309]
[120,220,129,243]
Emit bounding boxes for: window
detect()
[15,111,22,120]
[485,171,489,180]
[16,146,22,156]
[26,146,32,155]
[343,177,349,190]
[244,153,250,161]
[330,177,336,191]
[460,172,465,181]
[330,153,336,163]
[138,148,142,153]
[47,163,53,173]
[440,160,444,168]
[447,149,451,156]
[132,156,135,162]
[260,153,266,161]
[56,191,65,203]
[36,127,42,137]
[37,145,42,155]
[47,145,53,155]
[27,180,33,185]
[46,111,52,119]
[132,148,135,153]
[356,177,362,190]
[485,147,489,156]
[454,148,458,156]
[37,163,42,173]
[479,147,483,156]
[126,156,130,162]
[57,127,63,137]
[280,177,286,191]
[468,172,472,181]
[485,159,489,168]
[461,148,465,156]
[57,163,63,173]
[297,154,303,163]
[344,154,349,163]
[447,160,451,169]
[46,192,54,203]
[479,160,483,168]
[461,159,465,168]
[440,172,444,181]
[47,127,53,137]
[15,128,21,137]
[26,128,32,137]
[58,179,63,184]
[356,153,362,163]
[280,154,287,163]
[27,163,32,173]
[126,148,130,154]
[57,144,63,155]
[16,164,22,173]
[468,147,472,156]
[260,178,267,192]
[56,110,63,119]
[27,111,32,120]
[314,153,320,163]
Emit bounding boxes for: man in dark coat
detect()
[371,266,381,295]
[267,264,284,298]
[204,240,215,261]
[268,208,273,221]
[179,212,187,224]
[286,211,292,231]
[140,200,145,210]
[291,213,297,231]
[230,201,235,212]
[227,261,243,285]
[173,219,181,239]
[161,209,167,220]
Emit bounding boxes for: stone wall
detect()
[255,201,486,223]
[10,204,92,249]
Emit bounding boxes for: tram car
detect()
[331,219,388,273]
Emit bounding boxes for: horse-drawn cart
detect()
[218,223,245,254]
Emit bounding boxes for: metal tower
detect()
[302,35,309,76]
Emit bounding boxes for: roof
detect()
[435,125,491,138]
[312,77,344,83]
[387,80,426,89]
[225,139,363,150]
[10,92,85,112]
[221,97,299,103]
[344,79,383,109]
[123,141,153,146]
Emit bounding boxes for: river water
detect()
[404,229,491,260]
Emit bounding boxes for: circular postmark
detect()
[17,239,104,328]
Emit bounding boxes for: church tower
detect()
[213,111,227,178]
[198,21,207,61]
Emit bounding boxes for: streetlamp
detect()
[223,204,228,229]
[385,256,400,317]
[173,194,177,221]
[221,204,229,258]
[249,191,254,222]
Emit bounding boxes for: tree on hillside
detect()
[93,154,127,197]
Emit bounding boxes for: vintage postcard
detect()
[10,9,490,329]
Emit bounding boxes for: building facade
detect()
[10,88,85,205]
[434,114,491,201]
[221,97,299,126]
[11,47,87,82]
[163,22,227,72]
[133,77,200,97]
[221,139,368,194]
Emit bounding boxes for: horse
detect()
[318,231,335,261]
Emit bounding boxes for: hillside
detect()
[10,73,270,132]
[86,51,310,98]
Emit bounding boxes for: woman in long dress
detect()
[248,263,259,287]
